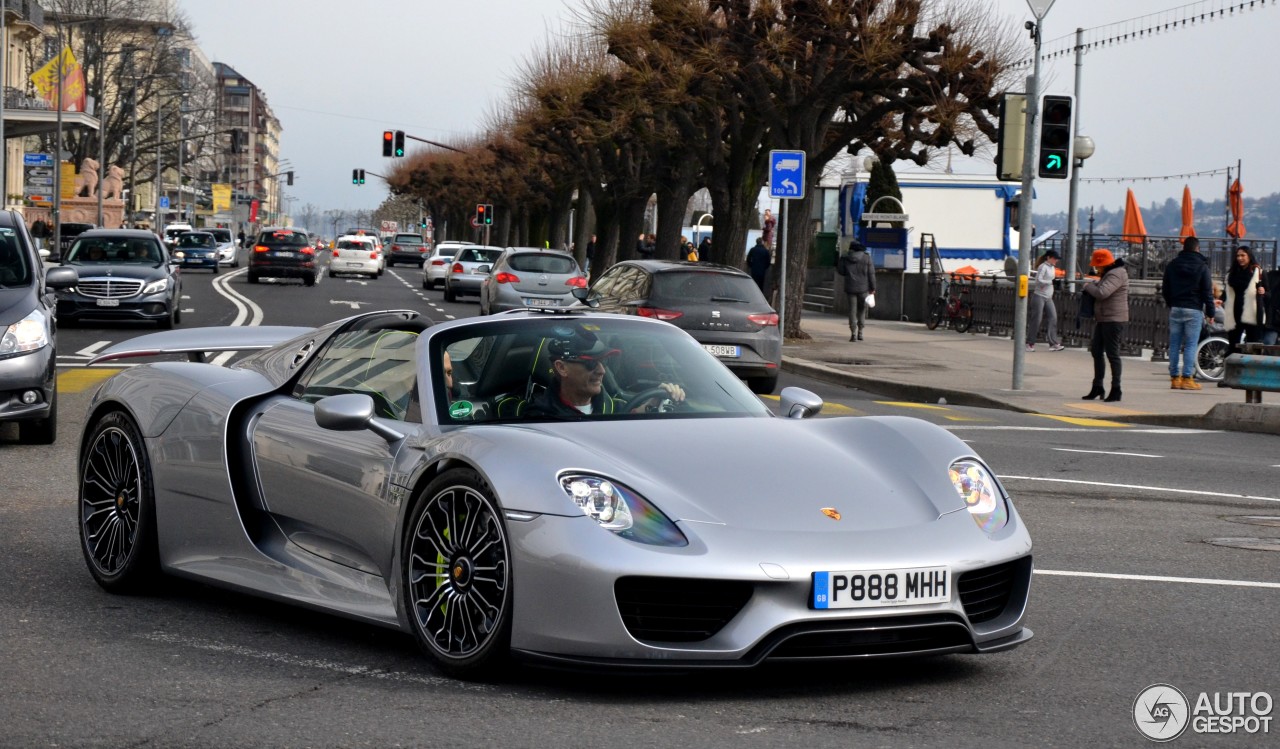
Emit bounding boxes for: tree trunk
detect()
[617,197,649,262]
[573,186,595,271]
[781,189,818,339]
[655,179,694,261]
[706,172,759,268]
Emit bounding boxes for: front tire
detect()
[79,410,160,593]
[953,302,974,333]
[403,468,512,680]
[926,298,946,330]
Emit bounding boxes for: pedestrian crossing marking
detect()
[1067,402,1147,416]
[1035,414,1131,428]
[58,368,121,393]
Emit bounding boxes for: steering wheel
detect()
[622,386,677,414]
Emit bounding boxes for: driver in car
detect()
[525,328,684,419]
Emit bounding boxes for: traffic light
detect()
[476,203,487,225]
[382,130,394,157]
[419,219,427,229]
[484,204,493,225]
[352,168,359,185]
[1037,94,1074,179]
[359,169,366,185]
[394,130,405,157]
[286,170,294,186]
[994,92,1026,182]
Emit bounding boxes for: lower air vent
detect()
[615,577,752,643]
[958,558,1028,624]
[767,615,972,659]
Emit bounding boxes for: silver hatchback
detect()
[479,249,586,314]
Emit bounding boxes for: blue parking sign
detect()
[769,150,806,199]
[159,197,170,209]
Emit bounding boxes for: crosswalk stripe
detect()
[1035,414,1131,427]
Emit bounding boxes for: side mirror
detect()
[571,286,598,307]
[45,266,78,289]
[314,393,403,442]
[779,387,823,419]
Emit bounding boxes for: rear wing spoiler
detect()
[90,326,314,365]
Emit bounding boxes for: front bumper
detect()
[690,329,782,379]
[250,259,317,280]
[390,250,426,265]
[0,345,55,423]
[57,292,172,322]
[446,275,486,296]
[180,253,219,271]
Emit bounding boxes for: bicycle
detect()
[926,276,974,333]
[1194,325,1229,382]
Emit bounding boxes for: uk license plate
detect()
[95,298,120,307]
[525,298,555,307]
[702,344,741,358]
[812,567,949,609]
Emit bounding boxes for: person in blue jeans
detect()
[1160,236,1215,390]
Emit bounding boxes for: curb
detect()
[781,357,1036,414]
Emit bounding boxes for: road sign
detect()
[25,176,53,186]
[769,150,806,199]
[23,153,53,167]
[160,197,170,209]
[380,220,398,233]
[27,167,53,178]
[861,212,909,222]
[470,216,481,229]
[26,195,51,203]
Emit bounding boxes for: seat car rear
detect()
[388,233,429,267]
[481,249,586,313]
[329,235,381,279]
[0,211,77,443]
[248,227,319,286]
[587,260,781,393]
[443,246,504,302]
[56,230,181,328]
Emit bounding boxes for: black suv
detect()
[0,210,78,443]
[248,227,319,285]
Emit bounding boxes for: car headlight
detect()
[559,474,687,547]
[0,309,49,356]
[948,459,1009,533]
[141,278,170,295]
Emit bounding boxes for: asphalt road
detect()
[1,262,1277,748]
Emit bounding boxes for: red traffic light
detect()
[382,130,394,157]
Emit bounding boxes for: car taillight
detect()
[253,244,269,253]
[565,276,588,288]
[391,244,401,252]
[747,312,779,326]
[432,259,447,266]
[637,306,684,321]
[419,247,427,253]
[332,249,339,258]
[301,247,315,256]
[494,272,520,284]
[451,263,464,273]
[370,251,379,260]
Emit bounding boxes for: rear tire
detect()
[1195,337,1229,382]
[444,285,456,303]
[403,468,512,680]
[926,298,946,330]
[953,302,974,333]
[748,374,779,395]
[247,273,259,284]
[79,410,160,593]
[304,273,317,287]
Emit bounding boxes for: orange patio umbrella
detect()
[1227,178,1246,239]
[1121,188,1147,245]
[1179,185,1196,240]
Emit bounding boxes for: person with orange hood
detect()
[1081,249,1129,402]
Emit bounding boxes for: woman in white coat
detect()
[1223,246,1267,357]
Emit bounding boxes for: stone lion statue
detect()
[75,158,100,198]
[100,165,125,201]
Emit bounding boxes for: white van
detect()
[163,223,194,249]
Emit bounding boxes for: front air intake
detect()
[615,577,752,643]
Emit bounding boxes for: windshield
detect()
[178,233,216,248]
[337,239,372,250]
[456,248,503,263]
[259,231,309,247]
[209,229,232,243]
[67,237,163,265]
[652,271,767,304]
[164,227,190,240]
[435,317,769,424]
[394,234,424,244]
[0,228,31,287]
[507,253,578,274]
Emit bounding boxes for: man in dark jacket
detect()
[837,240,876,341]
[746,238,771,291]
[1161,236,1215,390]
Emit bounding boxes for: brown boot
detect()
[1181,376,1202,391]
[1171,377,1182,389]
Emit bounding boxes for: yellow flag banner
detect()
[60,162,77,200]
[30,47,87,112]
[212,184,232,213]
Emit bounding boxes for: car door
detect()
[249,328,421,579]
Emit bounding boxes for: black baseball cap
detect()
[547,326,620,363]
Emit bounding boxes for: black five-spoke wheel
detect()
[79,410,158,592]
[404,469,512,678]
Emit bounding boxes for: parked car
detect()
[479,248,586,314]
[247,227,320,286]
[56,222,97,262]
[421,241,474,289]
[0,210,77,443]
[57,229,182,328]
[78,308,1033,679]
[208,228,239,266]
[442,245,504,302]
[585,260,782,393]
[174,231,220,273]
[329,235,382,279]
[387,233,430,267]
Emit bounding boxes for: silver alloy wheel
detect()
[407,483,510,660]
[80,426,143,576]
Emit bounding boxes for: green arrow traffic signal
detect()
[1046,154,1062,170]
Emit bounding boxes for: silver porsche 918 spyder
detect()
[78,308,1032,679]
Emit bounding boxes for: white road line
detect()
[68,340,110,359]
[1036,569,1280,590]
[210,268,263,365]
[1052,448,1163,458]
[948,426,1218,434]
[999,475,1280,503]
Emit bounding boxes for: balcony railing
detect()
[3,86,52,111]
[5,0,44,29]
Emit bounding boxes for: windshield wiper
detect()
[710,296,749,303]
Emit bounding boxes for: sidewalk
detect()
[784,312,1280,434]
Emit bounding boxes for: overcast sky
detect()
[182,0,1279,228]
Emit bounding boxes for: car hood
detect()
[461,416,973,533]
[0,285,37,326]
[63,264,168,281]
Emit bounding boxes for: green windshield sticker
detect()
[449,401,474,419]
